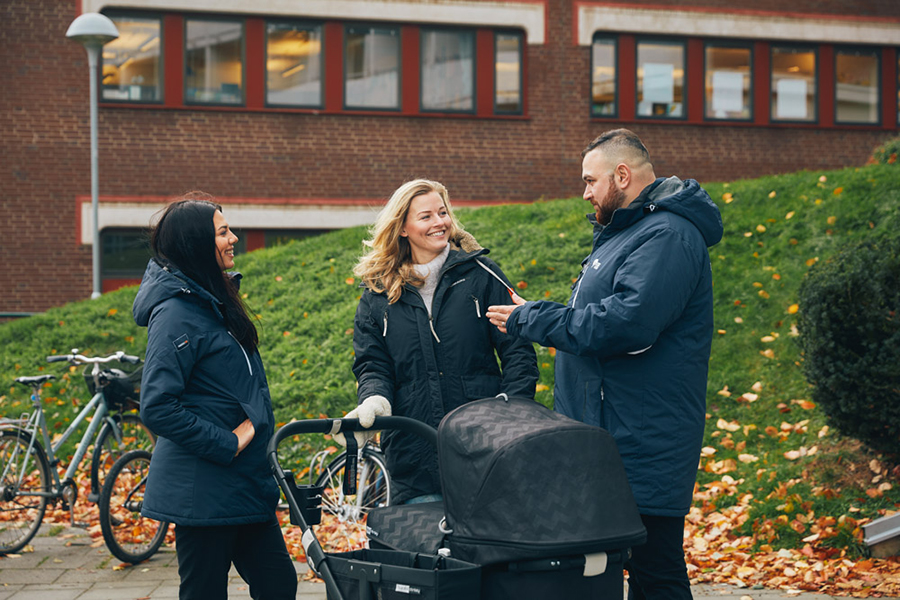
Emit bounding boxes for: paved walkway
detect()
[0,525,864,599]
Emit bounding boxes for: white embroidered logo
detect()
[592,259,602,270]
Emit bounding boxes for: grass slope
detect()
[2,163,898,555]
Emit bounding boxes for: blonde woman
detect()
[347,179,538,505]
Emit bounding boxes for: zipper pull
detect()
[429,317,441,343]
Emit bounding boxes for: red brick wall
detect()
[1,0,898,314]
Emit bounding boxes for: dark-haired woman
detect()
[133,193,297,600]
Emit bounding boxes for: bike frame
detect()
[6,386,113,499]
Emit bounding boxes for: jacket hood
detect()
[133,259,226,326]
[450,229,483,253]
[642,177,723,247]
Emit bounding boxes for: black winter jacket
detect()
[352,239,539,503]
[133,259,280,526]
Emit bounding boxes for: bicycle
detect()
[0,349,155,554]
[98,448,169,563]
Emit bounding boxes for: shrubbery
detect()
[869,136,900,165]
[797,235,900,456]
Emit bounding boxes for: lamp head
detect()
[66,13,119,48]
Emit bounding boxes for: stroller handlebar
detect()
[267,416,437,457]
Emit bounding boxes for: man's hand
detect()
[233,418,256,456]
[487,293,526,334]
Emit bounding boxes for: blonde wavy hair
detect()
[354,179,461,304]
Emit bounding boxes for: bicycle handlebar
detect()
[267,416,437,458]
[46,350,142,366]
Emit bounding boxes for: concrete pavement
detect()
[0,524,857,599]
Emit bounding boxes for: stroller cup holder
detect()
[283,470,324,527]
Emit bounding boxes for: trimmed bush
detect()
[797,235,900,456]
[869,136,900,166]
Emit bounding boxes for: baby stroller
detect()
[366,396,647,599]
[268,396,646,599]
[268,415,481,600]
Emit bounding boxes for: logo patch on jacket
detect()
[592,259,602,270]
[173,334,190,351]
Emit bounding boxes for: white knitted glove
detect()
[334,395,391,447]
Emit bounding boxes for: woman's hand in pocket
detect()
[233,418,256,456]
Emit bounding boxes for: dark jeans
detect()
[625,514,692,600]
[174,519,297,600]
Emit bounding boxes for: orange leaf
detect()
[833,187,843,195]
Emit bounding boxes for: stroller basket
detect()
[268,416,479,600]
[327,548,479,600]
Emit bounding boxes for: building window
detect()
[102,15,162,103]
[101,229,151,281]
[495,32,523,114]
[591,36,616,117]
[771,46,816,122]
[637,40,685,118]
[835,48,880,124]
[266,22,323,107]
[421,28,475,112]
[185,19,244,105]
[345,25,400,110]
[704,43,751,120]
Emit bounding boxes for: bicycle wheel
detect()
[98,449,168,564]
[0,430,50,554]
[90,413,155,502]
[314,447,392,524]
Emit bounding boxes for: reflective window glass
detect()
[771,46,816,122]
[266,22,322,107]
[345,26,400,110]
[835,48,879,124]
[421,29,475,112]
[185,19,244,105]
[495,33,522,114]
[101,229,150,279]
[591,37,616,116]
[102,15,161,102]
[637,41,684,118]
[705,45,751,120]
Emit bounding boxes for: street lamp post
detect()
[66,13,119,299]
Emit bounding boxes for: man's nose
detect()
[583,184,591,200]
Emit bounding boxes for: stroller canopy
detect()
[438,397,646,563]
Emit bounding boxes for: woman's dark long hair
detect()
[150,193,258,349]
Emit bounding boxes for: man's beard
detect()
[596,178,629,225]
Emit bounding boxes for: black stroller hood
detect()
[438,397,646,564]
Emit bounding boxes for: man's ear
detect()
[615,163,631,189]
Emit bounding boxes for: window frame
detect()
[419,25,477,115]
[263,19,325,109]
[343,22,402,112]
[634,37,688,121]
[769,43,819,124]
[833,45,882,126]
[590,33,618,119]
[100,11,165,105]
[493,29,524,116]
[183,16,247,107]
[702,39,753,123]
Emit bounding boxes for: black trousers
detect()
[174,519,297,600]
[625,514,693,600]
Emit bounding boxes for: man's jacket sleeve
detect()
[507,227,704,358]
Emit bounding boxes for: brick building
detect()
[2,0,898,315]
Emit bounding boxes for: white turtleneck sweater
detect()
[411,245,450,316]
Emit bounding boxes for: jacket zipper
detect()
[472,296,481,318]
[228,332,253,375]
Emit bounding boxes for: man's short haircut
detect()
[582,129,651,169]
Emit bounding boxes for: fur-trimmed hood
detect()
[450,229,483,253]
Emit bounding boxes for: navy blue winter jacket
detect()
[133,259,280,526]
[506,177,723,517]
